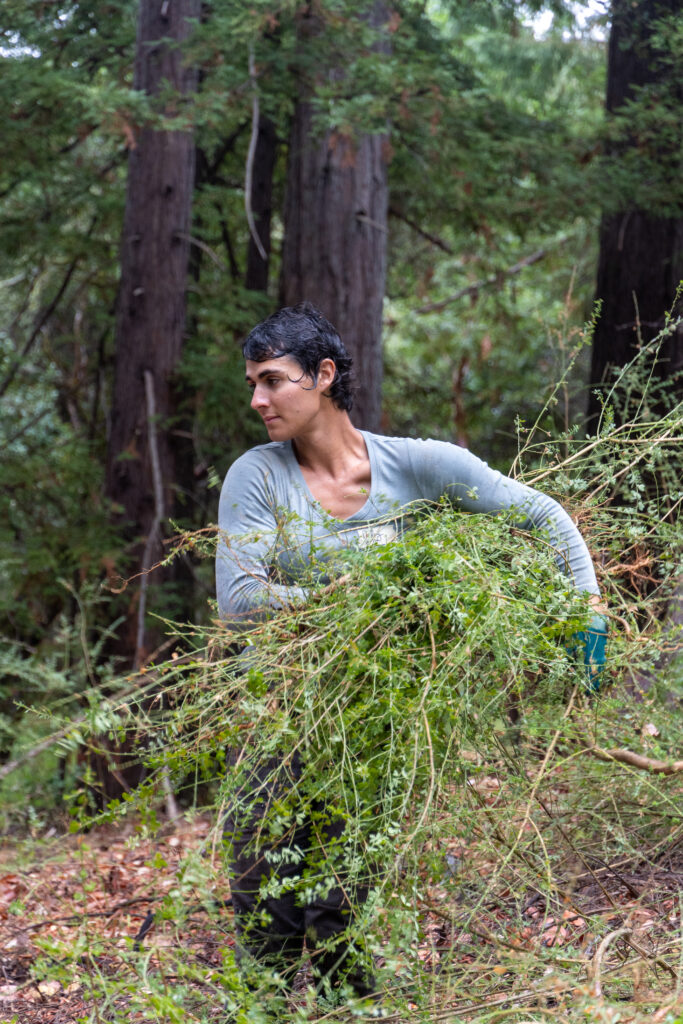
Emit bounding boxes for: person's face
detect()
[245,355,335,440]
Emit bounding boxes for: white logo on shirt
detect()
[351,523,398,549]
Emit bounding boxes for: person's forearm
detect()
[216,572,308,626]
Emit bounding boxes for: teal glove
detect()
[569,614,608,693]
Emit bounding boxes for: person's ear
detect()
[318,358,337,395]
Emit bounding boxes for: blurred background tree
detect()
[588,0,682,429]
[104,0,200,672]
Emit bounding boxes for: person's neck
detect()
[292,411,366,476]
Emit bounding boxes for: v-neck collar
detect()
[285,430,377,523]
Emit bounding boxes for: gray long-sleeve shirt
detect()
[216,432,599,626]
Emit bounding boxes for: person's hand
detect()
[568,613,608,693]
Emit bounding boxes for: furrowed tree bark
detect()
[588,0,683,429]
[105,0,200,673]
[587,0,683,701]
[280,4,389,432]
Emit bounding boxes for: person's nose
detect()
[251,385,268,411]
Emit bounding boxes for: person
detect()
[216,302,606,1005]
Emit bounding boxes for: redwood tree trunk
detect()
[280,7,389,432]
[588,0,683,427]
[105,0,200,667]
[588,0,682,701]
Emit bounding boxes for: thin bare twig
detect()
[0,731,77,781]
[173,231,227,270]
[2,407,50,446]
[10,896,160,935]
[414,239,568,315]
[625,934,679,982]
[245,47,267,262]
[388,205,454,253]
[138,371,179,820]
[0,257,81,402]
[136,371,165,672]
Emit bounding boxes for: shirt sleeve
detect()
[409,438,599,594]
[216,452,308,627]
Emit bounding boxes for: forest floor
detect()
[1,809,682,1024]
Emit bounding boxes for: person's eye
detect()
[268,377,281,386]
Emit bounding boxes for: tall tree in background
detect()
[588,0,683,427]
[280,3,389,431]
[586,0,682,694]
[105,0,200,667]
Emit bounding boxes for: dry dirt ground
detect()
[1,815,682,1023]
[0,817,232,1023]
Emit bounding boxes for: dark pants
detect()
[224,752,375,998]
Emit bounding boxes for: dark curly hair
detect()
[242,302,354,412]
